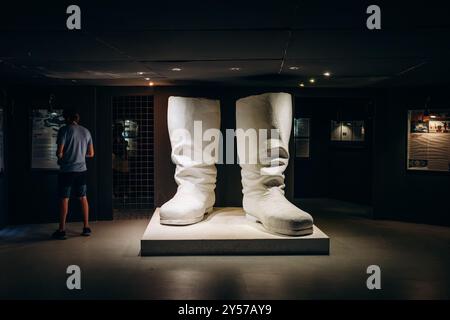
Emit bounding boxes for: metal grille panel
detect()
[112,96,154,210]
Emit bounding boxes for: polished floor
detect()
[1,199,449,299]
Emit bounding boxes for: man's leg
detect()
[75,172,91,235]
[59,198,69,231]
[79,196,89,228]
[57,172,72,233]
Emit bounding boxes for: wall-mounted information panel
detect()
[31,109,64,170]
[407,109,450,172]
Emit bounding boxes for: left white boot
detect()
[236,92,314,236]
[160,96,220,225]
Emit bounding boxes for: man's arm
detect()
[85,131,94,158]
[56,126,66,160]
[56,144,64,159]
[86,143,95,158]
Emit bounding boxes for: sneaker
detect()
[81,227,91,236]
[52,230,67,240]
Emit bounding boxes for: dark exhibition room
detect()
[0,0,449,308]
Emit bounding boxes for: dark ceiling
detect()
[1,0,449,87]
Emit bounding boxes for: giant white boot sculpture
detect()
[236,92,313,236]
[160,96,220,225]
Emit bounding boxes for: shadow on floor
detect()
[295,198,373,219]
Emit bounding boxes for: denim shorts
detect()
[58,171,87,199]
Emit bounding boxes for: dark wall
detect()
[293,96,375,205]
[0,90,7,227]
[0,176,6,227]
[373,88,450,226]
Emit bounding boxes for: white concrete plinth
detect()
[141,207,330,255]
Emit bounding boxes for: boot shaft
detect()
[236,92,293,195]
[167,96,221,192]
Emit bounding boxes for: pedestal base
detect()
[141,207,329,255]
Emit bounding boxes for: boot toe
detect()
[265,211,313,234]
[160,199,206,225]
[286,212,313,230]
[244,195,314,236]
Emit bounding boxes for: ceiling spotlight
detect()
[230,67,241,71]
[299,83,305,87]
[148,82,154,86]
[137,72,144,75]
[289,66,300,70]
[323,71,331,77]
[144,77,150,81]
[309,78,315,83]
[171,67,182,71]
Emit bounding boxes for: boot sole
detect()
[159,207,213,226]
[246,214,314,236]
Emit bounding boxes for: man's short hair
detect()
[63,109,80,123]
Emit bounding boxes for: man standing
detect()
[52,109,94,240]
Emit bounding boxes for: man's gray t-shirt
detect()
[56,124,92,172]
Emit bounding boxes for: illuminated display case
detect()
[407,109,450,172]
[330,120,365,142]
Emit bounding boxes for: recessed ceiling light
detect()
[323,71,331,77]
[309,78,315,83]
[171,67,182,71]
[137,72,144,75]
[430,115,437,118]
[289,66,300,70]
[144,77,150,81]
[299,83,305,87]
[148,82,154,86]
[230,67,241,71]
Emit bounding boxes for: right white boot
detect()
[236,92,314,236]
[160,96,220,225]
